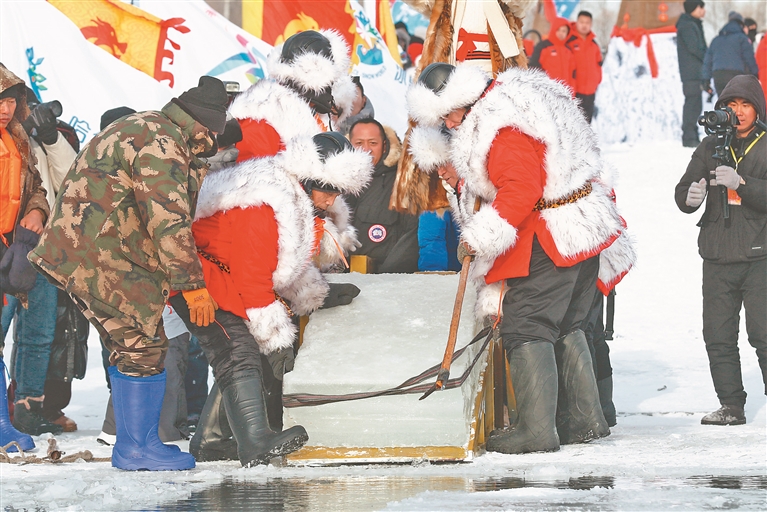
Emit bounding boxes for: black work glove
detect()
[25,103,59,145]
[0,226,41,294]
[266,345,295,380]
[320,282,361,309]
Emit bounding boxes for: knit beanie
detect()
[683,1,704,15]
[100,106,136,131]
[175,76,228,133]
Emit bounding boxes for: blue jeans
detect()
[1,274,59,400]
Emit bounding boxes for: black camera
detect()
[698,106,739,134]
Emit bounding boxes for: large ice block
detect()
[283,273,492,464]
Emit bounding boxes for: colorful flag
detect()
[376,0,402,66]
[47,0,190,87]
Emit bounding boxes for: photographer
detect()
[674,74,767,426]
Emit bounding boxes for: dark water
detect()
[151,474,767,511]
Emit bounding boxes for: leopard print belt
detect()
[533,182,593,211]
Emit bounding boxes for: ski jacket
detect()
[529,18,576,91]
[193,138,373,354]
[29,102,209,337]
[676,13,707,82]
[758,35,767,100]
[702,20,759,82]
[566,29,603,95]
[346,125,419,272]
[675,75,767,263]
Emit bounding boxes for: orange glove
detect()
[182,288,218,327]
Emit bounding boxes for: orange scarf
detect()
[0,128,22,236]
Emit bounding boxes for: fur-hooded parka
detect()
[408,65,636,319]
[194,137,373,354]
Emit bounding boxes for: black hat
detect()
[683,1,704,15]
[418,63,455,94]
[100,106,136,131]
[281,31,333,64]
[175,76,228,133]
[303,132,354,193]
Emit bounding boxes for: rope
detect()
[0,441,111,464]
[283,326,494,408]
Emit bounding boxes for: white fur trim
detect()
[331,75,358,126]
[280,265,330,316]
[281,139,374,195]
[195,157,315,293]
[408,125,450,172]
[228,80,319,143]
[460,204,517,260]
[598,229,637,292]
[451,67,624,260]
[407,64,491,127]
[474,280,506,321]
[245,301,297,355]
[266,29,350,93]
[318,197,360,270]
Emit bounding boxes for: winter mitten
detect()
[182,288,218,327]
[715,165,741,190]
[265,345,295,380]
[27,103,59,145]
[456,241,475,263]
[0,226,40,294]
[685,178,707,207]
[320,283,361,309]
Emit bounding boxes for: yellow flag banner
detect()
[47,0,189,86]
[376,0,402,65]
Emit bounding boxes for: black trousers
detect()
[500,238,599,353]
[583,289,612,381]
[702,259,767,407]
[682,80,703,145]
[576,93,596,124]
[168,296,261,392]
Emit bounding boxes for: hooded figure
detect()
[28,75,229,472]
[529,17,576,92]
[675,75,767,426]
[407,63,636,454]
[702,17,759,96]
[172,131,373,467]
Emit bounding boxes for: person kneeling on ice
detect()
[170,132,373,466]
[406,63,635,454]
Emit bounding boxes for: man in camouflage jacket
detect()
[29,77,227,379]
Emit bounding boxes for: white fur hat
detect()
[267,30,351,94]
[407,63,491,127]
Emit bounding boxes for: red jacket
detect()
[193,205,280,318]
[566,29,603,95]
[529,17,576,92]
[235,118,283,162]
[483,127,612,284]
[758,35,767,101]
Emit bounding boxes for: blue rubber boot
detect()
[0,357,35,452]
[109,366,195,471]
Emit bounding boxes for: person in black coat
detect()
[675,74,767,426]
[702,13,759,97]
[346,119,418,273]
[676,0,708,148]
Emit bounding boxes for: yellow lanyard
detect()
[729,130,765,170]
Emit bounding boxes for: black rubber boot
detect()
[221,373,308,467]
[597,376,617,427]
[701,405,746,425]
[486,341,560,454]
[555,330,611,444]
[12,397,64,436]
[190,383,238,461]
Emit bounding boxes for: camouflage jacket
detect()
[29,102,208,337]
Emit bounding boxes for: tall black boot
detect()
[221,373,308,467]
[190,383,238,461]
[555,330,610,444]
[597,376,617,427]
[486,341,560,454]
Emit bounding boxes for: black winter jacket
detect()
[676,13,707,82]
[702,20,759,81]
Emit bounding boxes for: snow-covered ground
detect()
[1,139,765,511]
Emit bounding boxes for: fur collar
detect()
[228,79,320,143]
[452,67,605,202]
[403,0,536,18]
[266,29,351,94]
